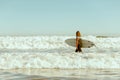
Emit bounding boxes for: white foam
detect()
[0,36,68,49]
[0,35,120,69]
[0,52,120,69]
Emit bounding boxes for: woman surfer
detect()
[75,31,82,53]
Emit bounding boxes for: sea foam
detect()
[0,35,120,69]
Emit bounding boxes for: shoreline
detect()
[0,68,120,80]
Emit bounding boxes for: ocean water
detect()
[0,69,120,80]
[0,35,120,69]
[0,35,120,80]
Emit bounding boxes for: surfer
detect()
[75,31,82,53]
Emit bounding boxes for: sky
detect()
[0,0,120,36]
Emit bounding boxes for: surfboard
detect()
[65,38,95,48]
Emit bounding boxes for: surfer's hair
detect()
[76,31,81,37]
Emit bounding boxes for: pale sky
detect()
[0,0,120,35]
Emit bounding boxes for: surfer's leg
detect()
[79,48,82,52]
[75,49,78,52]
[78,45,82,52]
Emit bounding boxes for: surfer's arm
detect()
[76,38,79,49]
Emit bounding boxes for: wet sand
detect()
[0,69,120,80]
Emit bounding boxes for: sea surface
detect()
[0,35,120,80]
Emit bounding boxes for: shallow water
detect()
[0,69,120,80]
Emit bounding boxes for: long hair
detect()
[76,31,81,37]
